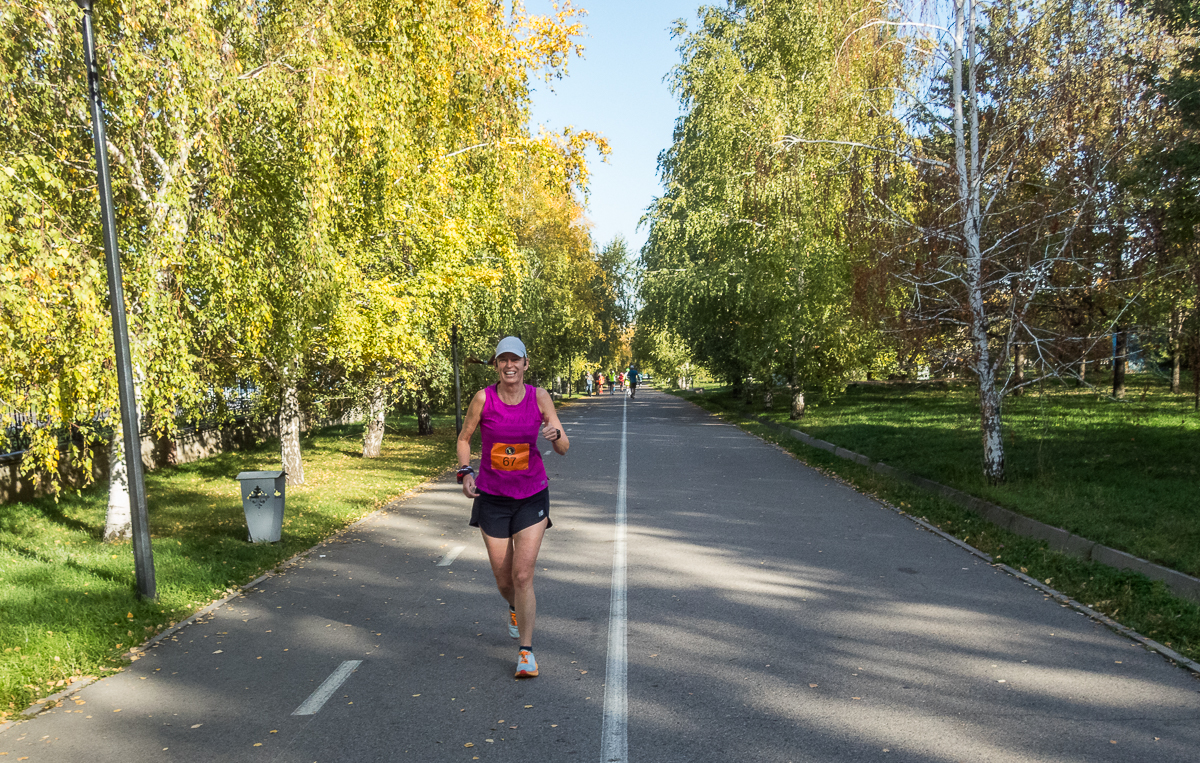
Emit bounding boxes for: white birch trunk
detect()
[103,432,132,542]
[281,379,305,485]
[955,0,1006,485]
[362,380,386,458]
[791,388,805,419]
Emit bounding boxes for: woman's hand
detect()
[540,422,563,443]
[462,472,479,498]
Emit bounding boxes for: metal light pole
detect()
[452,324,463,434]
[76,0,156,599]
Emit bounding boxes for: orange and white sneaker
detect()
[508,608,520,639]
[515,649,538,678]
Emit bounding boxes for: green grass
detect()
[0,414,459,721]
[666,378,1200,664]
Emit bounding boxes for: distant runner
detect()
[457,336,569,678]
[627,365,640,398]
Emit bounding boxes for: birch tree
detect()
[641,0,904,415]
[849,0,1179,483]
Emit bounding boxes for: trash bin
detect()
[236,470,286,543]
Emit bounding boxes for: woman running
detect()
[457,336,569,678]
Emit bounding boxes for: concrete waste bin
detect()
[236,470,286,543]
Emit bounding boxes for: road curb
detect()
[688,404,1200,677]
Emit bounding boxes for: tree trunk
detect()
[416,380,433,436]
[956,0,1004,486]
[1112,328,1127,399]
[955,0,1003,484]
[763,385,774,410]
[281,381,305,485]
[362,380,386,458]
[103,432,132,543]
[1169,308,1182,394]
[790,387,805,419]
[978,377,1005,485]
[1079,357,1087,384]
[1012,343,1025,397]
[1193,335,1200,411]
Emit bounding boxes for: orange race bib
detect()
[490,442,530,471]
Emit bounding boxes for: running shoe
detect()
[509,608,520,639]
[515,649,538,678]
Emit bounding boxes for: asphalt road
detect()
[4,387,1199,762]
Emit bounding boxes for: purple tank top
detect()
[477,384,548,499]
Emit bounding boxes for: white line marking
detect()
[437,545,466,567]
[292,660,362,715]
[601,393,628,763]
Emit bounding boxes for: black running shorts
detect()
[470,488,551,538]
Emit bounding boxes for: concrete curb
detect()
[731,413,1200,677]
[0,473,445,735]
[746,415,1200,606]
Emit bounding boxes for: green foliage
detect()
[1,0,612,486]
[639,0,905,397]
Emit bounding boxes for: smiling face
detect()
[494,352,528,385]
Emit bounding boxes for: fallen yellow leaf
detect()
[464,743,474,748]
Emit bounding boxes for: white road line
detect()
[292,660,362,716]
[601,393,628,763]
[436,545,466,567]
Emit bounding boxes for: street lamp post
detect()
[76,0,156,599]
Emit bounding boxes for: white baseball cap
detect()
[490,336,527,363]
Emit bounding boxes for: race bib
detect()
[490,442,530,471]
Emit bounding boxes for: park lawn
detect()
[667,376,1200,663]
[0,414,459,722]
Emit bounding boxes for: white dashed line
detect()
[292,660,362,716]
[436,545,467,567]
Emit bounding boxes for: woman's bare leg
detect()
[481,518,548,646]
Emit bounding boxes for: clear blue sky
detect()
[525,0,704,257]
